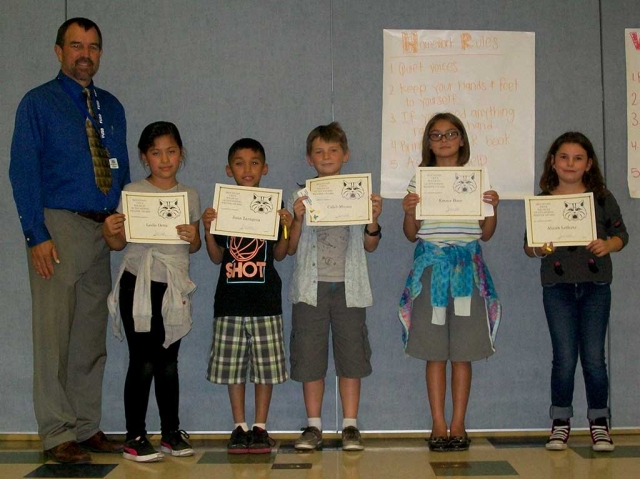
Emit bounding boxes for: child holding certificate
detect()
[524,132,628,452]
[202,138,292,454]
[288,122,383,452]
[103,121,201,462]
[398,112,501,452]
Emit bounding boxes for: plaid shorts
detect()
[206,315,288,385]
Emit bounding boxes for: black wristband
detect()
[364,224,382,238]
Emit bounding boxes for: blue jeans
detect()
[543,282,611,421]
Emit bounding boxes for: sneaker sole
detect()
[248,447,272,454]
[294,442,322,451]
[545,443,568,451]
[593,444,615,452]
[227,448,250,454]
[342,444,364,451]
[123,451,164,462]
[160,446,194,456]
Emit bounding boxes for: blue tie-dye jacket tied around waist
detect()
[398,239,501,349]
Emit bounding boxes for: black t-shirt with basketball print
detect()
[213,235,282,317]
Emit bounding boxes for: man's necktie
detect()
[83,88,112,194]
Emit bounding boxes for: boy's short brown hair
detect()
[306,122,349,155]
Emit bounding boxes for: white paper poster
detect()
[626,29,640,198]
[381,30,535,199]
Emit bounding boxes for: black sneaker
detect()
[160,430,194,457]
[248,426,275,454]
[590,418,614,452]
[122,436,163,462]
[227,426,251,454]
[546,419,570,451]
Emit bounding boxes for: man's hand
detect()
[31,240,59,279]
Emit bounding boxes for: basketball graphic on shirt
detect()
[229,237,264,262]
[225,237,268,284]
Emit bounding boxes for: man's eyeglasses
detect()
[428,130,460,142]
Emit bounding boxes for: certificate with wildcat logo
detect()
[525,192,597,247]
[210,184,282,241]
[122,191,190,244]
[415,167,486,220]
[303,173,373,226]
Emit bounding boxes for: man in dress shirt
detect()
[9,17,129,464]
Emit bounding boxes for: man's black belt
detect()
[71,211,112,223]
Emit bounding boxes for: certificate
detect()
[302,173,373,226]
[122,191,189,244]
[210,184,282,241]
[416,167,485,220]
[525,193,597,247]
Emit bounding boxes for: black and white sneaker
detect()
[546,419,570,451]
[590,418,614,452]
[161,430,194,457]
[123,436,164,462]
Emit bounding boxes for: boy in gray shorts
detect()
[287,122,383,451]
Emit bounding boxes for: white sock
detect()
[252,423,266,431]
[235,422,249,432]
[308,417,322,430]
[343,418,357,429]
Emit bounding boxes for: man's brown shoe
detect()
[46,441,91,463]
[79,431,124,453]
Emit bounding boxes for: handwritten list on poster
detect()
[626,29,640,198]
[381,30,535,199]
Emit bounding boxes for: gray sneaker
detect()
[294,426,323,450]
[341,426,364,451]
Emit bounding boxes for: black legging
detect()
[119,271,181,440]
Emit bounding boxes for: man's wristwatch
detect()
[364,224,382,238]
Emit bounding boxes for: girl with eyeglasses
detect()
[398,112,501,452]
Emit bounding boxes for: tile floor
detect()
[1,432,639,478]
